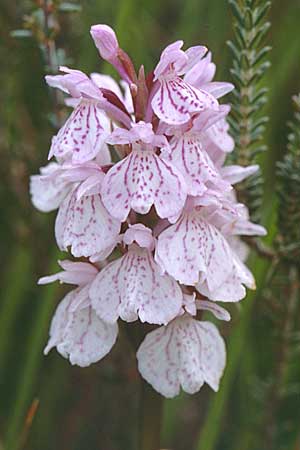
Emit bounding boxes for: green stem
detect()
[139,379,163,450]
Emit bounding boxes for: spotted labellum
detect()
[31,24,266,398]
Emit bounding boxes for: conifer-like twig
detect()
[227,0,271,222]
[259,95,300,449]
[276,94,300,261]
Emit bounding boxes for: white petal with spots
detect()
[55,185,121,258]
[155,211,233,288]
[44,286,118,367]
[162,134,229,196]
[197,254,255,302]
[101,148,187,222]
[137,315,226,398]
[152,77,218,125]
[89,245,183,325]
[49,100,110,163]
[30,162,72,212]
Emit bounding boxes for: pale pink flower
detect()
[201,116,235,154]
[30,162,73,212]
[151,41,218,125]
[54,186,116,258]
[160,106,232,196]
[184,51,234,100]
[30,152,111,212]
[46,66,132,163]
[46,66,102,98]
[185,53,236,158]
[196,252,255,302]
[55,181,121,259]
[89,225,183,325]
[184,51,216,87]
[155,204,235,288]
[31,161,121,258]
[65,73,134,116]
[155,196,259,302]
[199,191,267,237]
[137,298,228,398]
[101,122,187,221]
[46,67,111,163]
[39,260,118,367]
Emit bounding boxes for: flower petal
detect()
[55,186,120,258]
[196,300,231,321]
[183,51,216,87]
[101,149,187,221]
[196,321,226,391]
[49,100,110,163]
[38,260,98,286]
[46,66,102,99]
[90,245,183,325]
[200,82,234,99]
[123,224,155,250]
[152,77,218,125]
[137,315,226,398]
[44,288,118,367]
[155,211,234,289]
[220,164,259,184]
[154,41,185,79]
[204,118,234,153]
[197,254,255,302]
[30,163,72,212]
[162,134,229,196]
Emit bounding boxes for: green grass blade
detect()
[4,255,59,450]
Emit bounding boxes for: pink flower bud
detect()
[90,24,119,61]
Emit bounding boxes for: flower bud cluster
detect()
[31,24,266,398]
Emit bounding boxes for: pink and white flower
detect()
[184,51,234,100]
[46,67,111,163]
[39,260,118,367]
[46,66,132,164]
[151,41,219,125]
[199,193,267,237]
[161,106,232,196]
[196,252,255,302]
[89,225,183,325]
[201,116,235,155]
[137,298,228,398]
[155,205,234,288]
[31,161,121,258]
[101,122,187,221]
[30,162,73,212]
[55,182,121,258]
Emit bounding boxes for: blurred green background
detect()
[1,1,300,449]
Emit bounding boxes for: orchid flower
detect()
[31,24,267,398]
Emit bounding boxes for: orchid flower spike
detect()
[31,24,267,398]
